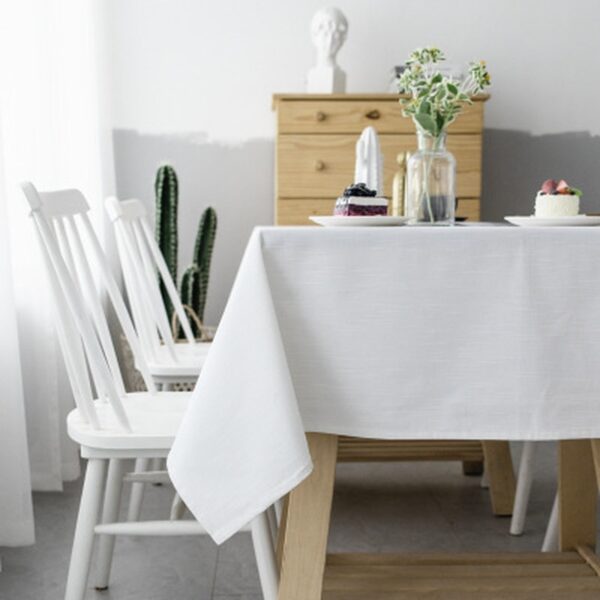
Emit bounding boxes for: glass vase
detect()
[406,131,456,225]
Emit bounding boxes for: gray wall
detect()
[106,0,600,324]
[482,130,600,222]
[112,130,274,325]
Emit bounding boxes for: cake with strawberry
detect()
[334,183,388,216]
[534,179,582,218]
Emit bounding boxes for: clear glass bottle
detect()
[406,131,456,225]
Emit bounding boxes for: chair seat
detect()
[67,391,191,450]
[143,341,212,378]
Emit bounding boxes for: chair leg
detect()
[542,492,559,552]
[64,458,107,600]
[265,505,279,549]
[127,457,149,521]
[151,457,164,473]
[274,497,284,524]
[510,441,537,535]
[169,493,186,520]
[151,383,171,474]
[251,510,279,600]
[95,459,124,590]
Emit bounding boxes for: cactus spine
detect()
[180,207,217,336]
[155,165,178,319]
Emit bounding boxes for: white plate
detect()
[310,215,409,227]
[504,215,600,227]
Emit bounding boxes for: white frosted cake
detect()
[534,179,582,218]
[534,193,579,217]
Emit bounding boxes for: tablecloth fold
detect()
[167,230,312,544]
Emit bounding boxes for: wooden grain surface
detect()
[277,433,338,600]
[559,440,597,551]
[277,133,481,199]
[276,98,484,135]
[482,441,516,516]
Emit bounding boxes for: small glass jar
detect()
[406,131,456,225]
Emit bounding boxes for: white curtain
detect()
[0,0,114,545]
[0,115,34,546]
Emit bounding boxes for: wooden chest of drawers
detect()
[273,93,488,224]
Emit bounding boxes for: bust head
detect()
[310,7,348,67]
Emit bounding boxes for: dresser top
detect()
[273,93,490,107]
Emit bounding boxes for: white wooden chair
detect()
[105,196,211,389]
[21,182,278,600]
[105,195,214,519]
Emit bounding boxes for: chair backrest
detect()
[21,182,156,432]
[105,197,195,366]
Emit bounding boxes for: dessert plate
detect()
[504,215,600,227]
[310,215,409,227]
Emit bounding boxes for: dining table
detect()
[168,224,600,599]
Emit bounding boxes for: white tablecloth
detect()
[168,225,600,543]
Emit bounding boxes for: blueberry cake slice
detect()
[334,183,389,216]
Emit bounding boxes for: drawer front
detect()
[277,100,483,134]
[276,198,480,225]
[277,134,482,199]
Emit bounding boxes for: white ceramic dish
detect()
[310,215,409,227]
[504,215,600,227]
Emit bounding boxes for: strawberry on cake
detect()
[534,179,582,218]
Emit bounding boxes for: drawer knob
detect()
[365,109,381,120]
[315,111,327,121]
[314,160,326,171]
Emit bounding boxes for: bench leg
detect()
[483,441,516,516]
[559,440,597,551]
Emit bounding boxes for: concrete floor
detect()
[1,442,594,600]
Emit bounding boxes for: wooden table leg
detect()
[462,460,484,476]
[278,433,338,600]
[482,441,516,515]
[591,439,600,492]
[559,440,597,551]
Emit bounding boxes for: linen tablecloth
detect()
[168,225,600,543]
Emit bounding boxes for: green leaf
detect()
[436,113,446,132]
[431,73,443,84]
[446,82,458,95]
[419,100,431,114]
[414,113,438,136]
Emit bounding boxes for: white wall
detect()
[107,0,600,139]
[104,0,600,323]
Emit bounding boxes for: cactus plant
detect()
[192,207,217,319]
[180,207,217,336]
[155,165,178,319]
[154,164,217,338]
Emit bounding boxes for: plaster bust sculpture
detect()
[307,7,348,93]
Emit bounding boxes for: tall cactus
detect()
[155,165,178,319]
[180,207,217,336]
[192,207,217,319]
